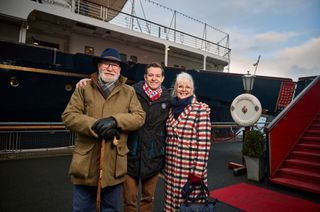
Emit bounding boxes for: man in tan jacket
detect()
[62,47,145,212]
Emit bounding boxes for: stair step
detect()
[270,177,320,194]
[295,143,320,153]
[309,125,320,131]
[306,130,320,134]
[301,140,320,146]
[301,136,320,142]
[292,150,320,156]
[311,122,320,127]
[285,159,320,170]
[311,121,320,124]
[312,120,320,125]
[279,167,320,181]
[291,151,320,162]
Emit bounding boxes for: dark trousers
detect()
[73,184,122,212]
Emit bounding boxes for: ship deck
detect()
[0,139,319,211]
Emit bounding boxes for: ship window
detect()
[120,53,127,62]
[31,37,59,49]
[130,55,138,63]
[84,46,94,55]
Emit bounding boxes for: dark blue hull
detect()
[0,41,312,123]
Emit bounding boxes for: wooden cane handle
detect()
[113,137,119,146]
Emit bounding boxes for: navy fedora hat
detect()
[94,47,127,70]
[94,47,127,67]
[100,48,121,62]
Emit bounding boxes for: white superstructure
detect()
[0,0,230,71]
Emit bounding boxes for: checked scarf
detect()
[98,77,117,98]
[143,82,162,102]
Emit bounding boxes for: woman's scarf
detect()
[171,95,194,118]
[143,82,162,101]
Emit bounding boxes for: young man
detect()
[124,62,171,212]
[62,48,145,211]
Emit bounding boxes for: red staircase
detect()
[266,76,320,194]
[270,114,320,193]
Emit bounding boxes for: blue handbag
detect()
[180,180,217,212]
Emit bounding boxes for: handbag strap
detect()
[182,180,210,204]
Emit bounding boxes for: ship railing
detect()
[0,123,74,159]
[44,0,231,59]
[113,12,231,58]
[212,121,269,142]
[0,121,268,158]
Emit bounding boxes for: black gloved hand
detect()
[91,117,117,136]
[102,128,121,141]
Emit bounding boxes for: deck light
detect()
[242,71,255,93]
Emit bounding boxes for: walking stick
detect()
[96,137,120,212]
[96,138,105,212]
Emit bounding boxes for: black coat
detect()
[127,81,171,180]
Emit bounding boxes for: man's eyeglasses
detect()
[101,61,120,69]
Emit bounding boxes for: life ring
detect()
[230,94,262,127]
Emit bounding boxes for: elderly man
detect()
[62,48,145,212]
[75,62,171,212]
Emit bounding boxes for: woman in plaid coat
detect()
[164,72,211,211]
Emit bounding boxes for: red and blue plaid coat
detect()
[164,97,211,211]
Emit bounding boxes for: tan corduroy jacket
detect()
[62,74,145,188]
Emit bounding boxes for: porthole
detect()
[9,77,19,87]
[65,84,73,92]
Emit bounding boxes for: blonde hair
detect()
[173,72,194,96]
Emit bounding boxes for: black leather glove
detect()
[91,117,117,136]
[102,128,121,141]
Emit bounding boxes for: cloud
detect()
[275,37,320,65]
[228,28,300,55]
[255,32,297,42]
[272,37,320,78]
[230,37,320,81]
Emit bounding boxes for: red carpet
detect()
[210,183,320,212]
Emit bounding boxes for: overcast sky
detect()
[126,0,320,81]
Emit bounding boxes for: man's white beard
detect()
[100,72,120,83]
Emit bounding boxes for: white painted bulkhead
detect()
[0,0,230,71]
